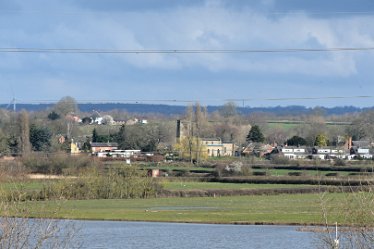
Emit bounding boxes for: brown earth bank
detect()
[27,174,77,179]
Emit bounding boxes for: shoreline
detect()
[43,216,327,228]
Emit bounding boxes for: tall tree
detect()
[7,135,19,155]
[286,136,307,146]
[54,96,78,116]
[19,111,31,155]
[0,129,9,155]
[47,111,60,121]
[219,102,237,118]
[314,134,329,147]
[92,128,99,143]
[30,124,52,151]
[246,125,265,143]
[347,110,374,141]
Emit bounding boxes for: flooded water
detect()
[75,221,317,249]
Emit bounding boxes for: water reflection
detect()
[75,221,315,249]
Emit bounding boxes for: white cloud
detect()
[93,5,372,76]
[2,1,374,76]
[1,0,374,106]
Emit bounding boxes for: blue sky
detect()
[1,0,374,107]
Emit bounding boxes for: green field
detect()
[1,180,315,193]
[21,193,348,225]
[161,181,314,191]
[0,180,48,191]
[253,169,353,177]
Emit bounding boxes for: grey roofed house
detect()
[352,140,371,148]
[349,140,373,159]
[90,142,119,153]
[91,142,119,147]
[279,146,310,159]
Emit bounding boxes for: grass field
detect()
[161,181,314,191]
[21,193,348,225]
[0,179,315,193]
[252,169,353,177]
[0,180,49,191]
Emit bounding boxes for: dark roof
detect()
[91,142,118,147]
[201,138,221,141]
[352,141,371,147]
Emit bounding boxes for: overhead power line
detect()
[1,47,374,54]
[227,95,374,102]
[1,95,374,105]
[1,9,374,15]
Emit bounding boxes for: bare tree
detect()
[316,184,374,249]
[19,111,31,156]
[0,189,82,249]
[347,110,374,141]
[53,96,78,117]
[219,102,237,119]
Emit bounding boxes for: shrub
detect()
[214,162,251,177]
[35,165,161,200]
[333,158,346,166]
[270,155,290,165]
[241,165,252,176]
[325,173,339,177]
[214,164,226,177]
[252,171,268,176]
[22,153,100,175]
[0,160,27,180]
[288,172,303,176]
[225,161,243,175]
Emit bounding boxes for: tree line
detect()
[1,97,374,157]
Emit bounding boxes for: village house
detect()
[176,120,236,157]
[95,149,141,158]
[350,147,373,159]
[265,136,374,161]
[70,140,81,155]
[279,147,309,160]
[311,147,347,160]
[202,138,236,157]
[91,142,119,154]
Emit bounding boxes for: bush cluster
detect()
[0,160,27,180]
[21,153,99,175]
[270,155,290,165]
[22,166,161,201]
[214,161,252,177]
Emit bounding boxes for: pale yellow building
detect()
[202,138,235,157]
[70,140,80,155]
[176,120,236,157]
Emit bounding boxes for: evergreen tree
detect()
[7,135,19,155]
[286,136,307,146]
[29,124,52,151]
[47,111,60,121]
[246,125,265,143]
[81,137,92,152]
[92,128,99,143]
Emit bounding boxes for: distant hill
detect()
[0,103,371,116]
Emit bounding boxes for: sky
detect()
[1,0,374,107]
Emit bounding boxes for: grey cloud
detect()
[65,0,205,11]
[271,0,374,13]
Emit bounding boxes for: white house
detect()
[280,147,308,159]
